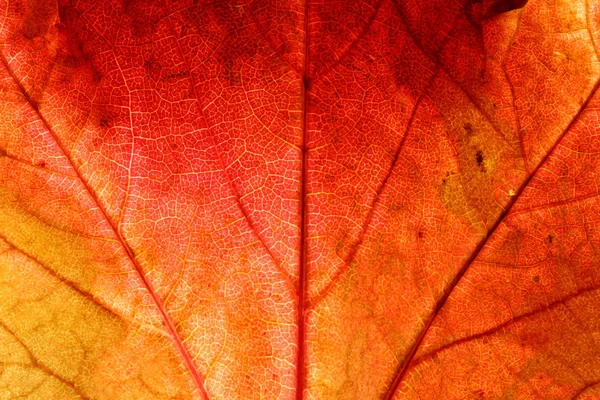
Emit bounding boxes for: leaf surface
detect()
[1,0,600,399]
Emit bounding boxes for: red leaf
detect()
[1,0,600,399]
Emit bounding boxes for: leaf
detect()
[1,0,600,399]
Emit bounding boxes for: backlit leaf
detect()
[1,0,600,398]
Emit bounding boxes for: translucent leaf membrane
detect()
[0,0,599,398]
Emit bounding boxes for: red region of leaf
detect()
[1,0,600,399]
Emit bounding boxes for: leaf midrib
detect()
[296,0,311,397]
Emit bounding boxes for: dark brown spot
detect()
[162,71,188,82]
[475,150,486,172]
[473,389,486,399]
[532,275,540,283]
[547,234,554,244]
[520,129,527,138]
[92,70,103,83]
[144,58,162,78]
[463,122,474,136]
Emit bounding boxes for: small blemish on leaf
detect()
[144,58,162,77]
[38,161,46,168]
[0,148,6,157]
[464,122,474,136]
[92,70,103,83]
[475,150,486,172]
[473,389,486,399]
[389,202,404,213]
[162,71,188,82]
[520,128,527,137]
[418,231,424,239]
[547,234,554,244]
[532,275,540,283]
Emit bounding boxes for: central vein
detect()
[296,0,311,398]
